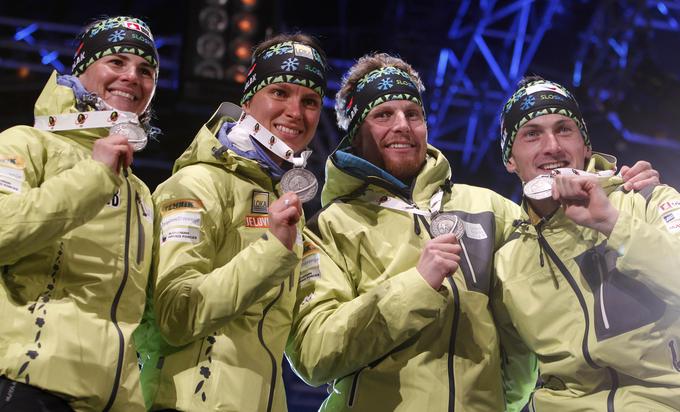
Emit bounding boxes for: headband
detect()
[343,66,423,141]
[500,79,590,164]
[241,41,327,104]
[72,16,158,77]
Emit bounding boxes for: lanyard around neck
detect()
[237,113,311,168]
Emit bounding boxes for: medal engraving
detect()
[430,213,465,239]
[523,175,553,200]
[281,168,318,203]
[110,122,148,152]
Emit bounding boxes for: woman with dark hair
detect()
[0,16,158,412]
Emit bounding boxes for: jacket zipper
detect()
[535,230,619,411]
[446,276,461,412]
[259,283,284,412]
[134,193,146,265]
[102,171,132,412]
[347,367,364,407]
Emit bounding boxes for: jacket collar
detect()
[321,144,452,207]
[172,103,276,188]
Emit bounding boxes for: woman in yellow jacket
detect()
[0,16,157,412]
[137,34,328,411]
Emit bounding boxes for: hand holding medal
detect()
[523,167,615,200]
[269,193,302,250]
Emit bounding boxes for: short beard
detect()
[385,157,424,182]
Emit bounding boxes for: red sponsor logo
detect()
[245,215,269,228]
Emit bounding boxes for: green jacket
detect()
[138,104,303,411]
[0,72,153,411]
[287,146,535,411]
[493,155,680,411]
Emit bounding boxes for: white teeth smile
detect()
[388,143,412,148]
[275,125,301,135]
[540,162,567,170]
[110,90,136,101]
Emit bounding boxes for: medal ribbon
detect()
[34,110,139,131]
[361,188,445,218]
[237,113,311,168]
[363,189,478,283]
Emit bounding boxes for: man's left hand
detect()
[620,160,660,191]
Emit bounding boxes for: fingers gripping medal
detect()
[238,113,318,202]
[429,213,480,283]
[523,168,616,200]
[110,122,148,152]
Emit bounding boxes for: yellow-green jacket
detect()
[287,146,535,411]
[493,155,680,411]
[0,72,153,411]
[138,105,303,411]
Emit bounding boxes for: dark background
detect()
[2,1,680,410]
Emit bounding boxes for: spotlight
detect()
[233,13,257,35]
[226,65,248,84]
[231,40,253,62]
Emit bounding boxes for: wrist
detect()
[595,207,619,236]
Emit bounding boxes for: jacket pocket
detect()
[577,242,666,341]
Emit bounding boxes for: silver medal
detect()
[110,122,148,152]
[523,175,553,200]
[280,168,318,203]
[430,213,465,239]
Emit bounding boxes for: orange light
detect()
[235,44,251,60]
[238,19,253,33]
[227,65,248,84]
[17,66,30,79]
[233,71,247,84]
[241,0,257,6]
[234,13,257,34]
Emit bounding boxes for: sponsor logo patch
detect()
[161,211,201,230]
[463,221,487,240]
[663,217,680,234]
[160,198,203,215]
[659,200,680,213]
[293,43,314,60]
[299,241,321,286]
[245,215,269,228]
[663,212,676,223]
[160,227,201,244]
[251,191,269,214]
[0,155,25,194]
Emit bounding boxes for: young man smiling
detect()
[493,76,680,411]
[137,34,327,411]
